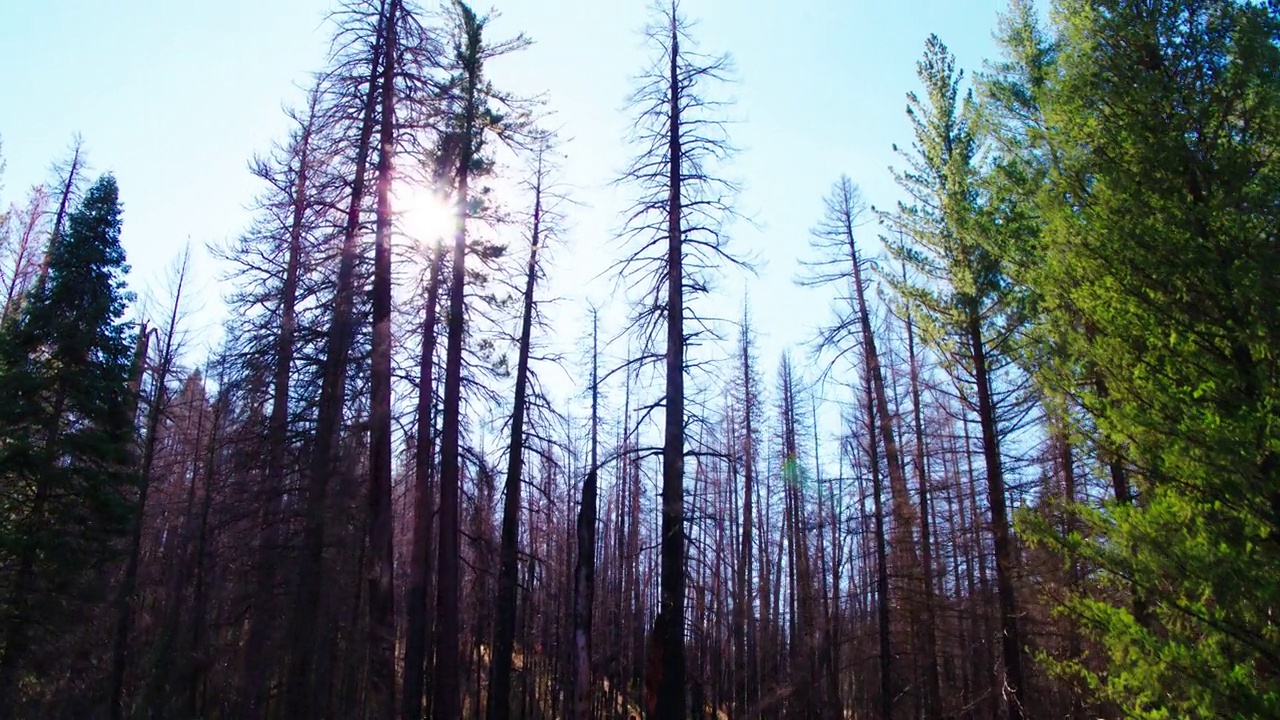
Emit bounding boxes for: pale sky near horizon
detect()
[0,0,1009,414]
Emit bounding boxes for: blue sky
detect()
[0,0,1009,388]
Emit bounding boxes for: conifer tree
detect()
[885,35,1029,719]
[0,174,135,715]
[433,4,528,717]
[1014,1,1280,715]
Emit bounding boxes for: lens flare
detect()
[396,186,456,249]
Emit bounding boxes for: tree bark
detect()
[284,6,385,714]
[569,313,600,719]
[966,306,1025,720]
[656,7,688,716]
[488,150,545,720]
[367,2,401,715]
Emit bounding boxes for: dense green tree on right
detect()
[983,0,1280,716]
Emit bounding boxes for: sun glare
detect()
[396,187,456,250]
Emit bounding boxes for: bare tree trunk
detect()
[1,186,50,322]
[965,307,1025,720]
[367,3,401,715]
[903,264,942,719]
[755,450,774,703]
[864,369,894,720]
[39,137,84,285]
[811,398,842,720]
[569,313,601,720]
[242,93,318,719]
[109,257,187,720]
[402,235,445,720]
[285,8,386,714]
[733,317,759,717]
[779,356,819,716]
[468,463,495,719]
[827,470,846,718]
[623,370,644,690]
[435,9,482,718]
[186,380,223,718]
[489,148,547,720]
[142,376,208,717]
[656,8,688,716]
[838,186,918,572]
[949,453,973,718]
[960,416,998,714]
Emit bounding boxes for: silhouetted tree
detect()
[616,2,739,713]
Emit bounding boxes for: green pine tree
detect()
[995,0,1280,716]
[885,34,1034,718]
[0,174,137,712]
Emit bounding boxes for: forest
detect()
[1,0,1278,718]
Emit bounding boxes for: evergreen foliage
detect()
[0,174,136,709]
[991,1,1280,716]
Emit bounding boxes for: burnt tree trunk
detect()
[109,263,186,720]
[284,7,386,715]
[864,369,894,720]
[489,149,547,720]
[434,8,483,718]
[367,1,401,715]
[656,8,688,716]
[569,313,600,719]
[733,320,758,716]
[903,264,942,719]
[402,229,445,720]
[242,95,317,719]
[38,138,84,284]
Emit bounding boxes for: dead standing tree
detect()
[489,131,563,720]
[401,150,448,720]
[800,176,940,717]
[0,184,50,322]
[614,1,740,715]
[237,86,324,719]
[284,3,389,713]
[108,252,191,720]
[569,308,601,720]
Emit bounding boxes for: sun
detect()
[395,185,457,250]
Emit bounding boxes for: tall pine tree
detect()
[0,174,136,715]
[1012,1,1280,716]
